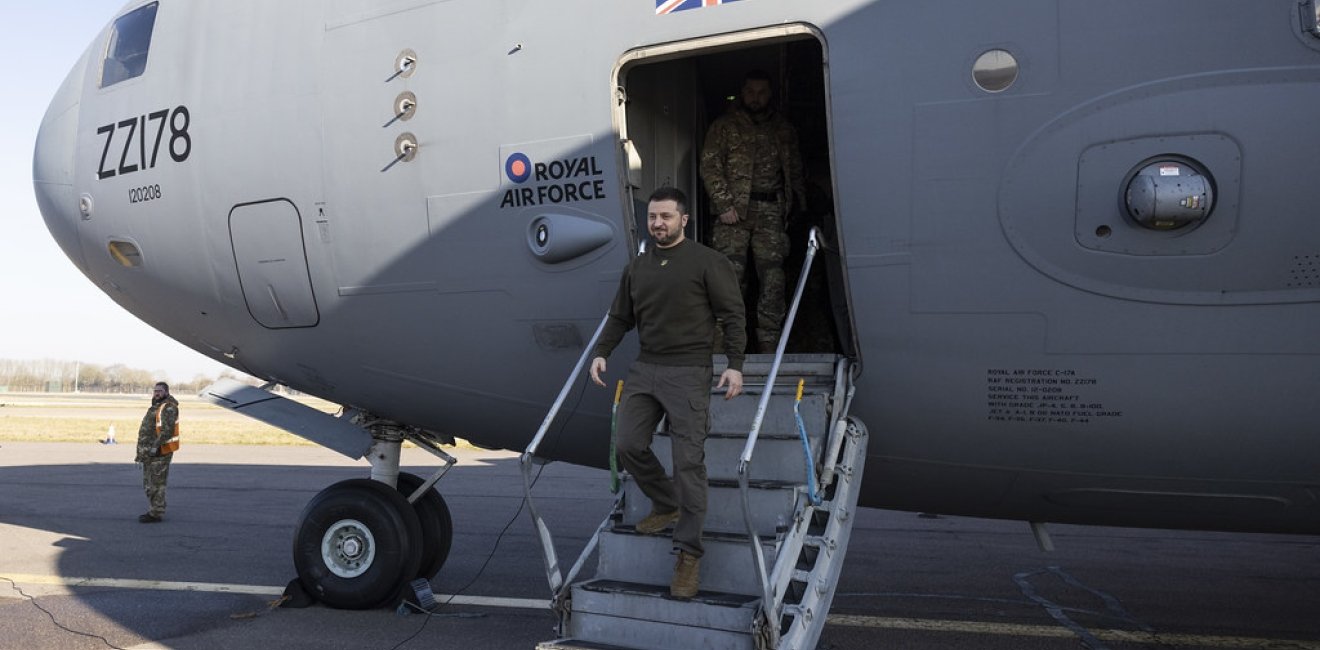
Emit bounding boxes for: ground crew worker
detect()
[589,187,746,599]
[700,69,807,353]
[135,382,179,523]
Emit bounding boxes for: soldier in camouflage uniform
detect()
[700,70,807,353]
[135,382,179,523]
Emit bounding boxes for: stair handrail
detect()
[736,226,821,467]
[521,312,610,463]
[520,312,610,595]
[737,226,822,647]
[520,241,645,598]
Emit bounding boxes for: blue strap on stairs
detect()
[794,379,822,506]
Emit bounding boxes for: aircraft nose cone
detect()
[33,50,91,272]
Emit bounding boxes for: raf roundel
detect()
[505,152,532,184]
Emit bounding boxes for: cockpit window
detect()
[101,2,159,88]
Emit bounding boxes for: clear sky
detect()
[0,2,231,382]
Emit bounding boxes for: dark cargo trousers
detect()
[615,361,712,558]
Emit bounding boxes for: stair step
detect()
[654,429,825,483]
[706,393,829,437]
[621,479,798,536]
[596,528,775,596]
[567,579,757,650]
[714,353,838,381]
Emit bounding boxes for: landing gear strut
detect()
[397,471,454,579]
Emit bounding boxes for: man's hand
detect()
[589,357,608,387]
[716,369,743,400]
[719,208,739,225]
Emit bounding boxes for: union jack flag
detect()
[656,0,743,15]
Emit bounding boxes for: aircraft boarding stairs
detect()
[522,228,869,650]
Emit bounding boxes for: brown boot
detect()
[636,508,679,534]
[670,551,700,599]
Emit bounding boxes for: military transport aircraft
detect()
[33,0,1320,647]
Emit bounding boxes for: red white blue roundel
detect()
[505,152,532,183]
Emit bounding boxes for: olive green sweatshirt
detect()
[592,238,747,371]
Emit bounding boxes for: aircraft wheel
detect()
[293,478,422,609]
[396,472,454,579]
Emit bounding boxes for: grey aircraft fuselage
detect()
[34,0,1320,535]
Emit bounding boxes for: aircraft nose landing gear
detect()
[293,478,422,609]
[199,386,457,608]
[291,419,456,609]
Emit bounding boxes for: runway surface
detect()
[0,442,1316,649]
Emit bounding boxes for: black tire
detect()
[396,472,454,580]
[292,478,423,609]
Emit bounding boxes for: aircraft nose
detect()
[33,50,91,272]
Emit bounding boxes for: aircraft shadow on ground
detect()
[0,455,615,643]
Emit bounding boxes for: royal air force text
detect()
[500,156,607,208]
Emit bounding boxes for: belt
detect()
[748,191,781,202]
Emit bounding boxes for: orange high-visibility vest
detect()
[155,402,180,455]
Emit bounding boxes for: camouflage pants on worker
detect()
[142,455,172,518]
[711,197,790,351]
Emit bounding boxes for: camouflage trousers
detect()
[142,455,172,517]
[711,199,789,350]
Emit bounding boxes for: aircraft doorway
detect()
[615,28,851,356]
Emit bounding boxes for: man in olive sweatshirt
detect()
[590,186,747,599]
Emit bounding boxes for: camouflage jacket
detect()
[700,105,806,225]
[136,396,179,462]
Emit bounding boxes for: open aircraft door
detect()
[614,25,857,357]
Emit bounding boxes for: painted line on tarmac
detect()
[3,574,547,610]
[5,573,284,596]
[827,615,1320,649]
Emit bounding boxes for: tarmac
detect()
[0,441,1317,649]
